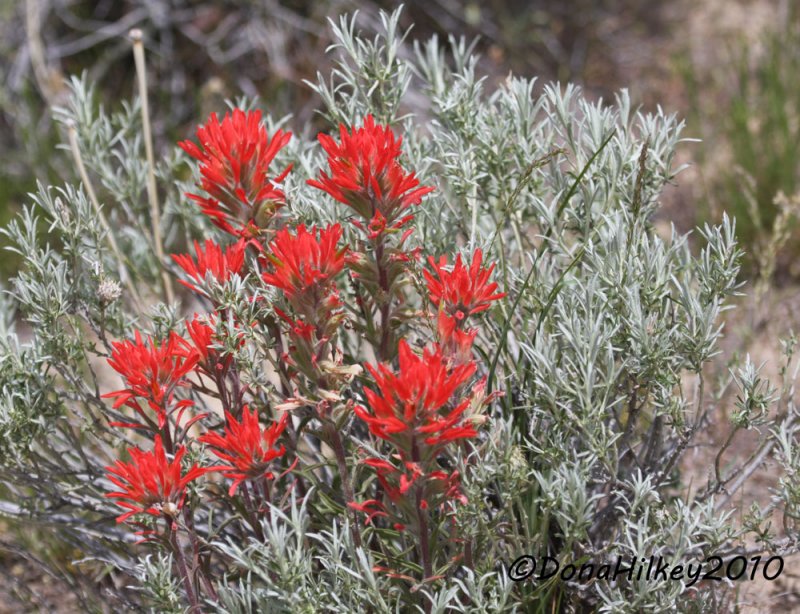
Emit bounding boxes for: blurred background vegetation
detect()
[1,0,796,281]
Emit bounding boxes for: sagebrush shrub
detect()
[2,8,799,613]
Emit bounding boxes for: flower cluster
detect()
[180,109,292,237]
[424,248,506,363]
[424,249,505,320]
[308,115,433,237]
[260,223,349,379]
[100,109,505,598]
[103,330,200,430]
[200,405,289,496]
[261,223,347,302]
[307,116,435,361]
[172,238,246,296]
[351,340,482,529]
[105,436,211,524]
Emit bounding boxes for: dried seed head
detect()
[97,278,122,305]
[509,446,526,474]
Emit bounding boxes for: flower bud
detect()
[254,198,282,228]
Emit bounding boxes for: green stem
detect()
[375,235,393,361]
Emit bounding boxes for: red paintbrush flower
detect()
[424,248,506,321]
[172,238,246,295]
[350,341,482,528]
[179,109,292,237]
[103,331,199,430]
[185,315,217,365]
[104,435,212,523]
[261,224,347,299]
[347,499,388,525]
[199,405,289,496]
[307,115,433,233]
[185,313,243,374]
[351,341,493,538]
[351,457,469,529]
[436,312,478,364]
[354,340,477,447]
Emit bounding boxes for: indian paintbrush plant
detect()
[2,7,800,613]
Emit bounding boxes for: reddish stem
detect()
[325,422,363,549]
[241,482,266,542]
[169,522,200,612]
[411,437,433,613]
[183,506,218,603]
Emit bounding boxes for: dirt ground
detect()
[656,3,800,607]
[690,282,800,612]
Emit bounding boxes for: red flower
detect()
[352,457,469,529]
[180,109,292,237]
[172,238,246,295]
[351,341,487,531]
[436,312,478,363]
[186,315,216,364]
[347,499,388,525]
[199,406,289,496]
[185,313,242,373]
[103,331,199,430]
[354,340,477,447]
[104,436,211,523]
[261,224,347,299]
[307,115,433,232]
[424,248,506,320]
[273,307,316,342]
